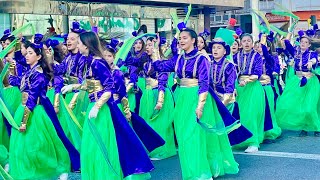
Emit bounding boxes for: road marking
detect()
[233,151,320,161]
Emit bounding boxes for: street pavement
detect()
[69,130,320,180]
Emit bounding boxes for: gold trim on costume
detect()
[95,92,112,109]
[178,78,199,87]
[21,105,31,130]
[9,61,17,75]
[296,71,314,79]
[54,93,60,112]
[146,78,158,89]
[113,94,120,101]
[239,75,258,84]
[196,92,208,112]
[157,90,165,105]
[86,79,103,94]
[68,93,79,110]
[121,97,131,119]
[126,83,134,93]
[222,93,236,105]
[259,74,271,85]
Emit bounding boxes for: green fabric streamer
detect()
[114,33,156,65]
[0,98,19,130]
[12,23,33,36]
[252,9,271,34]
[270,24,288,37]
[0,39,18,60]
[273,2,299,20]
[183,4,192,24]
[170,11,179,31]
[272,10,299,20]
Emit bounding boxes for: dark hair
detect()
[6,36,15,43]
[198,35,208,52]
[146,37,164,58]
[28,44,53,80]
[52,44,66,63]
[0,61,9,87]
[180,28,198,47]
[79,31,104,58]
[266,40,275,55]
[22,40,31,49]
[240,33,253,41]
[134,39,146,58]
[138,25,147,34]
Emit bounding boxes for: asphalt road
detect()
[68,130,320,180]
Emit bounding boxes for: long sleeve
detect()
[224,63,236,93]
[197,56,210,94]
[273,55,280,74]
[25,72,46,111]
[157,72,168,92]
[94,60,114,92]
[284,40,295,58]
[252,54,263,78]
[8,75,21,87]
[153,56,177,73]
[77,55,87,84]
[53,55,68,76]
[114,69,127,100]
[171,38,178,56]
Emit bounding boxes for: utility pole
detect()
[251,0,259,41]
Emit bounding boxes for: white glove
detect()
[61,85,74,94]
[89,106,99,119]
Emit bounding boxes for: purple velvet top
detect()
[294,49,318,72]
[233,49,263,77]
[261,45,275,77]
[153,49,209,94]
[19,64,48,111]
[6,51,29,86]
[273,55,280,74]
[85,57,114,102]
[125,51,149,84]
[50,62,64,94]
[210,56,236,94]
[112,67,127,100]
[143,56,168,92]
[54,51,85,83]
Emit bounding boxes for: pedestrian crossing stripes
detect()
[233,151,320,161]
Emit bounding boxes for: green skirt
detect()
[128,91,137,112]
[81,102,123,180]
[285,65,295,84]
[3,86,22,115]
[139,88,176,160]
[234,81,265,148]
[174,86,238,180]
[276,75,320,131]
[0,111,8,167]
[65,91,89,127]
[47,89,82,152]
[263,85,282,140]
[9,104,70,180]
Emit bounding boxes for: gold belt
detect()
[178,78,199,87]
[259,74,271,85]
[238,75,250,82]
[22,92,40,105]
[296,71,314,79]
[146,78,158,89]
[64,76,79,85]
[86,79,103,94]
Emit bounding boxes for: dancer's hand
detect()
[89,106,99,119]
[19,124,27,132]
[305,62,313,69]
[155,103,163,110]
[239,80,246,87]
[61,85,74,94]
[54,106,59,114]
[196,108,203,119]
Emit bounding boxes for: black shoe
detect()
[314,132,320,137]
[263,139,275,144]
[299,130,308,137]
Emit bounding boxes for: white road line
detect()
[233,151,320,161]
